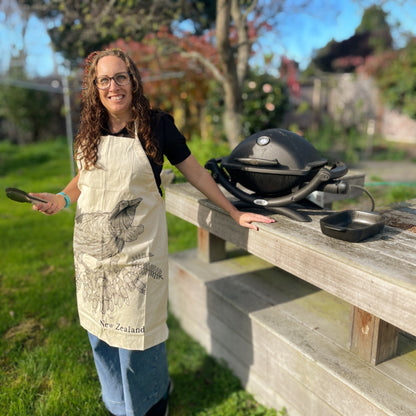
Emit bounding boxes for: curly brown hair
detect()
[74,49,161,170]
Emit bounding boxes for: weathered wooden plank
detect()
[214,199,416,280]
[294,214,416,266]
[166,183,416,279]
[165,184,416,337]
[169,250,416,416]
[382,199,416,233]
[349,306,399,364]
[378,334,416,392]
[197,228,226,262]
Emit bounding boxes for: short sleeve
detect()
[153,113,191,165]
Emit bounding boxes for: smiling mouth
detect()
[109,95,124,101]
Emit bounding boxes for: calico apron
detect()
[74,133,169,351]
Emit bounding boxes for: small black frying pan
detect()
[5,188,48,204]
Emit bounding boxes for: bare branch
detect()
[180,51,225,83]
[241,0,258,21]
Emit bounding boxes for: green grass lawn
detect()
[0,138,284,416]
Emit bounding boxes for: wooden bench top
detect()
[165,183,416,338]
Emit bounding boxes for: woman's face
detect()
[95,55,133,122]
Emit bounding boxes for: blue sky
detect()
[1,0,415,77]
[255,0,416,70]
[0,9,57,76]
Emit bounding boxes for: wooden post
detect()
[349,306,399,365]
[198,227,226,263]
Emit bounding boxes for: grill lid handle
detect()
[234,157,279,167]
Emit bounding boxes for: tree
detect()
[147,1,282,147]
[176,0,217,34]
[216,0,250,147]
[16,0,217,64]
[110,32,218,139]
[359,37,416,119]
[355,5,393,54]
[18,0,275,147]
[309,4,393,73]
[16,0,294,147]
[0,64,59,143]
[0,4,62,144]
[241,71,289,136]
[204,69,289,140]
[184,0,281,147]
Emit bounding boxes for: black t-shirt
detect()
[101,112,191,194]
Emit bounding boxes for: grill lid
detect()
[222,128,327,176]
[220,128,328,196]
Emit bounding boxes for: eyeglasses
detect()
[94,72,131,89]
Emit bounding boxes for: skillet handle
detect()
[323,224,346,232]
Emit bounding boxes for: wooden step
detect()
[168,248,416,416]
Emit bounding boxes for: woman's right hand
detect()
[31,193,66,215]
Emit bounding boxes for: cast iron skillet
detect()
[320,210,384,242]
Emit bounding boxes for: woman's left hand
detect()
[230,210,275,231]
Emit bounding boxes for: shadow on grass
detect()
[166,313,244,415]
[169,355,242,415]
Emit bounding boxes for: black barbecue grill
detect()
[205,128,350,221]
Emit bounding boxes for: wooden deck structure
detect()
[166,183,416,415]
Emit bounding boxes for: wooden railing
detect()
[165,183,416,365]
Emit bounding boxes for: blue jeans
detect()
[88,333,169,416]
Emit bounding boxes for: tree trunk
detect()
[216,0,244,148]
[223,80,243,148]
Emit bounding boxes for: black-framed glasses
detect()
[94,72,131,89]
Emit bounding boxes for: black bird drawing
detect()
[74,198,145,260]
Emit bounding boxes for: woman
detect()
[31,49,274,416]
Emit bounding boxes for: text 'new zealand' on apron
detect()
[74,132,169,350]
